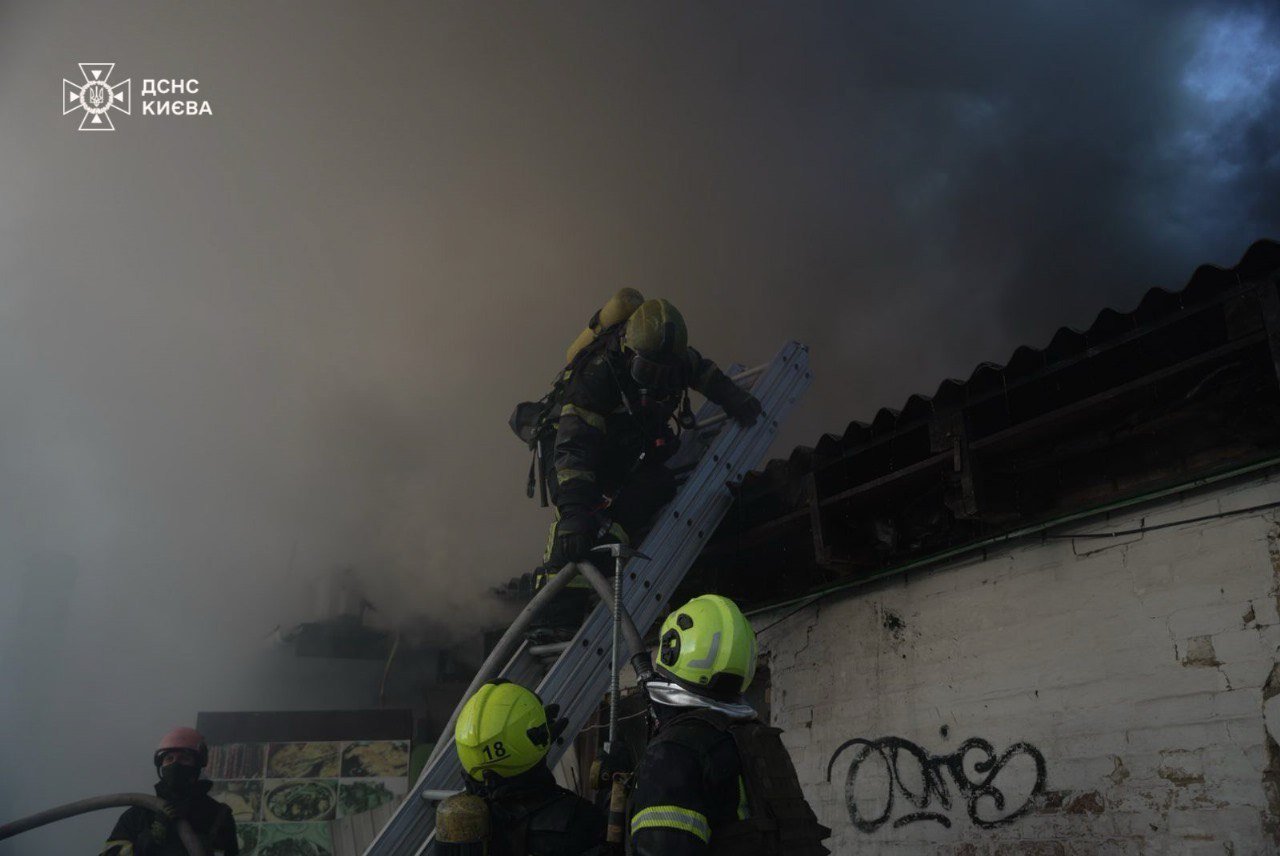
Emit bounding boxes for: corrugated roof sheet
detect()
[740,238,1280,492]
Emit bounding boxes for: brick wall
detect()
[756,472,1280,854]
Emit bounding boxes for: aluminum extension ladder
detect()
[365,340,812,856]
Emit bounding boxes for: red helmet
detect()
[154,726,208,768]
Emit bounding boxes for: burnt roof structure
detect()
[687,239,1280,611]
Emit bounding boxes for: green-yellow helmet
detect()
[656,594,757,699]
[623,299,688,360]
[454,681,552,782]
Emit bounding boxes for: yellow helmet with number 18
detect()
[454,681,552,782]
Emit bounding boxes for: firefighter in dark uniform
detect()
[537,296,762,595]
[628,595,830,856]
[442,680,605,856]
[101,726,239,856]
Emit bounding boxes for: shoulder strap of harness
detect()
[567,321,625,373]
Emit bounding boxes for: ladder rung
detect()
[418,790,459,804]
[730,362,768,383]
[696,411,732,431]
[528,641,571,657]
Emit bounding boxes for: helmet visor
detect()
[630,353,684,392]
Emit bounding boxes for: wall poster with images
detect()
[199,709,413,856]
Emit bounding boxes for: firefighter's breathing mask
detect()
[158,761,201,795]
[628,351,684,395]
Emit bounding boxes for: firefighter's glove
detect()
[554,513,597,564]
[726,393,763,428]
[162,799,190,821]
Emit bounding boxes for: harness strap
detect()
[536,439,549,507]
[527,448,538,500]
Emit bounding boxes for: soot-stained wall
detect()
[755,471,1280,854]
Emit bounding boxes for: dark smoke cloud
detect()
[0,1,1277,852]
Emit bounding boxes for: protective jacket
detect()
[549,328,751,524]
[628,708,829,856]
[479,762,606,856]
[100,779,238,856]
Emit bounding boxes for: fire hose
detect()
[0,793,208,856]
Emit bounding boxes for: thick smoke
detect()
[0,1,1277,852]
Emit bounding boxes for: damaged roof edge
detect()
[743,238,1280,489]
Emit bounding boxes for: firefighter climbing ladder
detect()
[365,340,812,856]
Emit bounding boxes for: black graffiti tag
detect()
[825,736,1046,832]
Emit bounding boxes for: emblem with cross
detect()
[62,63,131,131]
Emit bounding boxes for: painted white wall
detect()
[756,472,1280,855]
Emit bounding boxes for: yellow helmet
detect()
[623,299,689,391]
[656,595,757,699]
[624,299,688,357]
[454,681,552,781]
